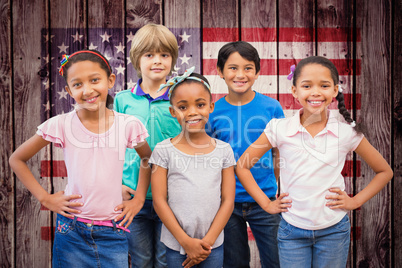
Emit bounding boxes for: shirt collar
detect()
[131,79,170,101]
[286,109,339,137]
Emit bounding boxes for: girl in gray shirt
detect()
[150,68,236,268]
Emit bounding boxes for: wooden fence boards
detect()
[316,1,355,266]
[355,0,392,267]
[2,0,399,267]
[0,0,13,267]
[12,0,52,266]
[393,1,402,266]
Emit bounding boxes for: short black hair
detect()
[217,41,260,73]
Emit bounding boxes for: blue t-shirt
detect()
[206,91,284,202]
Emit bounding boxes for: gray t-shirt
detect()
[149,138,236,254]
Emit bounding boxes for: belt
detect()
[75,217,130,233]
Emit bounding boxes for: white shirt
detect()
[264,109,364,230]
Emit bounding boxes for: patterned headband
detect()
[59,50,111,76]
[157,66,211,97]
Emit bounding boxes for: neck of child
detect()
[225,89,255,106]
[76,105,114,133]
[300,109,328,137]
[173,130,213,148]
[140,78,167,98]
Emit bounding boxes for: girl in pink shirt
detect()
[9,50,152,267]
[236,56,393,268]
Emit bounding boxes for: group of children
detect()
[9,23,393,268]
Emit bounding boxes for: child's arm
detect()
[152,164,211,266]
[9,135,83,217]
[182,165,236,268]
[115,141,152,227]
[236,133,292,214]
[326,137,393,210]
[272,147,280,181]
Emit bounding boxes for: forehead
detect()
[298,63,333,81]
[225,52,255,66]
[172,82,211,101]
[66,60,105,79]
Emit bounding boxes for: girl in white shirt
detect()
[236,56,393,268]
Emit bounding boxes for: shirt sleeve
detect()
[125,115,149,148]
[149,143,169,169]
[274,101,285,119]
[36,115,65,148]
[222,145,236,169]
[349,129,364,151]
[264,119,279,148]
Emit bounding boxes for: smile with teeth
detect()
[85,96,98,103]
[186,119,201,125]
[308,100,325,106]
[234,81,247,86]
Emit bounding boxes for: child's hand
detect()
[41,191,83,218]
[122,185,136,201]
[264,193,292,214]
[182,237,212,268]
[325,188,359,210]
[114,197,144,228]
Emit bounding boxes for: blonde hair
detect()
[130,24,179,77]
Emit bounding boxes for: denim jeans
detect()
[52,214,128,268]
[166,245,223,268]
[127,199,167,268]
[223,201,280,268]
[277,214,350,268]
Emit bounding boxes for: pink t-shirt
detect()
[37,110,148,220]
[264,109,364,230]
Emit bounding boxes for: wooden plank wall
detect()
[1,0,399,267]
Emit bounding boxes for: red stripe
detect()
[212,93,361,110]
[203,28,361,42]
[40,205,49,210]
[41,226,55,241]
[203,59,361,76]
[41,160,67,177]
[203,28,239,42]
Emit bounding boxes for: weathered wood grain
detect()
[89,0,125,94]
[202,0,239,102]
[165,0,202,74]
[392,0,402,267]
[125,0,162,85]
[0,0,13,267]
[277,0,314,116]
[355,0,392,267]
[13,0,52,266]
[316,2,355,267]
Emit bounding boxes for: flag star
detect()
[42,101,54,111]
[127,56,132,65]
[43,35,55,43]
[126,31,135,43]
[58,42,69,54]
[126,79,136,89]
[115,42,125,54]
[179,54,191,65]
[71,31,83,43]
[100,31,112,43]
[57,90,69,99]
[88,42,98,50]
[42,56,54,64]
[179,31,191,43]
[115,64,125,75]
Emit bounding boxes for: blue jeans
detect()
[223,201,280,268]
[277,214,350,268]
[52,214,128,268]
[127,199,167,268]
[166,245,223,268]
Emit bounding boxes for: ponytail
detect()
[336,86,364,133]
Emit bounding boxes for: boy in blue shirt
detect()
[207,41,284,268]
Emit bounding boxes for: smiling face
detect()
[291,63,338,119]
[65,60,115,113]
[169,82,214,134]
[218,52,259,97]
[139,51,172,84]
